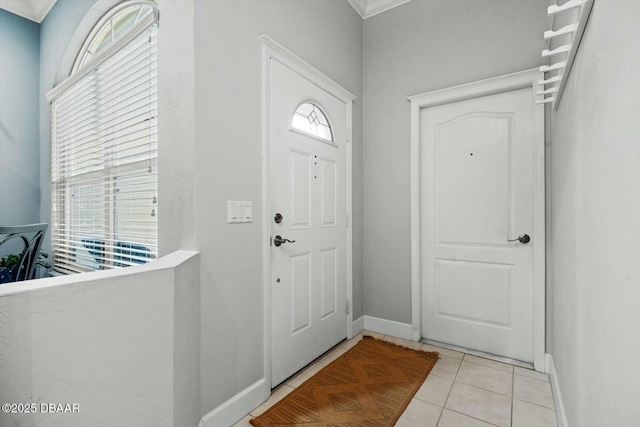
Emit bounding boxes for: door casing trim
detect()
[408,68,546,372]
[260,35,355,393]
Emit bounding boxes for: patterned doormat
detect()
[250,336,439,427]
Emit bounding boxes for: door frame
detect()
[408,69,546,372]
[260,35,356,391]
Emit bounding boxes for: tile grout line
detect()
[511,363,516,427]
[431,346,457,427]
[436,368,457,426]
[442,349,465,404]
[514,373,551,383]
[463,354,514,373]
[453,378,513,399]
[439,350,502,427]
[434,404,445,426]
[400,341,461,426]
[455,359,515,398]
[513,397,558,412]
[512,374,556,410]
[463,358,514,374]
[445,408,503,427]
[420,347,460,427]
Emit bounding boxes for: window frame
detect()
[47,1,158,102]
[72,1,157,75]
[48,1,159,274]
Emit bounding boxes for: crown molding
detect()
[1,0,406,23]
[347,0,367,18]
[347,0,412,19]
[31,0,58,22]
[0,0,58,23]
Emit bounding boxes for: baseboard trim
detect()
[363,315,413,340]
[545,354,569,427]
[352,315,365,336]
[199,378,268,427]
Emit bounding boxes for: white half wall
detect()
[0,251,201,427]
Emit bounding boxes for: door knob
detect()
[508,234,530,244]
[273,235,295,247]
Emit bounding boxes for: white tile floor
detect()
[233,331,558,427]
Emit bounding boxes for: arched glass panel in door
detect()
[291,102,334,142]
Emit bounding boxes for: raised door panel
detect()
[290,252,311,336]
[290,150,312,229]
[321,248,337,320]
[436,259,511,326]
[437,114,512,247]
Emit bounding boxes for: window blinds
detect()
[50,24,157,274]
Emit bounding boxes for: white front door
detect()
[270,59,348,386]
[421,87,535,362]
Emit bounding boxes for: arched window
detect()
[48,1,158,274]
[291,102,334,142]
[73,2,155,73]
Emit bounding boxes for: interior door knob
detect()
[273,235,295,247]
[508,234,530,244]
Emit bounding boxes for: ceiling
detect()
[347,0,412,19]
[0,0,58,23]
[0,0,411,25]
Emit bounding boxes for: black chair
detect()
[0,223,48,282]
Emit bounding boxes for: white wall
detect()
[0,10,40,225]
[192,0,364,417]
[173,251,202,427]
[362,0,548,323]
[548,2,640,425]
[0,251,200,427]
[157,0,197,255]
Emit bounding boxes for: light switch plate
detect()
[228,201,252,223]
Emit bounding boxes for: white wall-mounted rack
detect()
[537,0,595,109]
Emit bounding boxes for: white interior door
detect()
[270,59,348,387]
[421,88,535,362]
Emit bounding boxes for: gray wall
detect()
[362,0,548,323]
[548,2,640,425]
[193,0,364,413]
[0,10,40,225]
